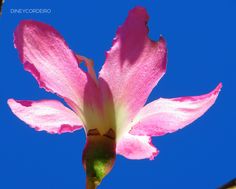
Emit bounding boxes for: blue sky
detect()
[0,0,235,188]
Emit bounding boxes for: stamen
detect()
[103,129,115,140]
[77,54,98,85]
[87,128,101,136]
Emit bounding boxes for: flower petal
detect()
[99,7,167,120]
[14,20,98,111]
[116,133,159,160]
[8,99,83,134]
[130,83,222,136]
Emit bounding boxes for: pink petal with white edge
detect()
[130,83,222,136]
[14,20,98,111]
[99,7,167,119]
[8,99,83,134]
[116,133,159,160]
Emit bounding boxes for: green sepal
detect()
[82,129,116,188]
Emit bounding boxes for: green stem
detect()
[86,177,98,189]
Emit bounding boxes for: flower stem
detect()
[86,177,98,189]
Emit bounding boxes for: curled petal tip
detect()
[149,151,159,160]
[159,35,166,45]
[116,134,159,160]
[129,6,149,19]
[149,148,159,161]
[215,82,223,92]
[209,82,222,97]
[7,98,13,104]
[147,137,159,160]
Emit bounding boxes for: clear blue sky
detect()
[0,0,234,188]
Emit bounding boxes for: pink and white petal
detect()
[130,83,222,136]
[14,20,98,111]
[116,133,159,160]
[99,7,167,120]
[8,99,83,134]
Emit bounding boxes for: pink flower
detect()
[8,7,221,188]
